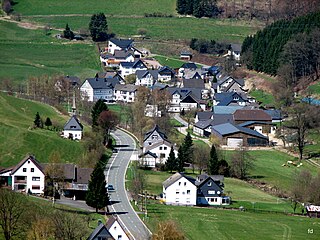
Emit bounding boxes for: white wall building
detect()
[106,217,130,240]
[63,115,83,140]
[114,84,138,103]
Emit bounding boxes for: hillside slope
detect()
[0,93,84,167]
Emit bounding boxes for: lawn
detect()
[25,16,260,42]
[308,81,320,96]
[13,0,177,16]
[0,21,101,83]
[249,89,275,107]
[145,203,320,240]
[0,93,85,167]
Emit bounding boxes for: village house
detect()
[135,69,158,87]
[119,59,147,78]
[107,38,134,55]
[114,84,138,103]
[80,77,120,102]
[227,43,242,62]
[180,51,193,61]
[62,115,83,140]
[106,216,131,240]
[87,222,115,240]
[100,50,135,67]
[178,62,198,78]
[193,114,234,137]
[157,66,175,82]
[162,173,230,206]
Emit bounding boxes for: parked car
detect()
[107,184,115,192]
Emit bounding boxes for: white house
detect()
[157,66,175,82]
[135,69,158,87]
[63,115,83,140]
[114,84,138,103]
[80,77,120,102]
[119,60,147,78]
[106,216,130,240]
[227,43,242,62]
[0,155,45,194]
[100,50,135,67]
[107,38,134,55]
[162,173,197,206]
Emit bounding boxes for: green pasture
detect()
[146,203,320,240]
[0,93,85,167]
[308,82,320,96]
[13,0,177,16]
[0,21,101,83]
[249,89,275,107]
[25,16,259,42]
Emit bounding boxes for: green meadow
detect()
[0,93,85,167]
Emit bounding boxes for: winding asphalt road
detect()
[106,129,151,240]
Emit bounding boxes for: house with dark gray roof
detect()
[178,62,197,77]
[135,69,158,86]
[228,43,242,62]
[212,106,243,114]
[233,109,272,124]
[211,122,269,147]
[114,84,138,103]
[182,78,205,89]
[80,77,120,102]
[100,49,135,67]
[87,222,114,240]
[158,66,175,82]
[106,216,131,240]
[264,109,283,123]
[119,59,147,78]
[108,38,134,54]
[213,92,248,106]
[180,51,192,61]
[63,115,83,140]
[195,111,213,123]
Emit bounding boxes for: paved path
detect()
[106,129,151,240]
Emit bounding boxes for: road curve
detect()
[106,129,151,240]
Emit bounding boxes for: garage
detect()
[227,138,243,148]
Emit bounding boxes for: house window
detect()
[207,182,212,186]
[178,182,181,186]
[118,236,122,240]
[187,190,190,195]
[184,182,186,186]
[160,153,165,158]
[23,168,27,172]
[159,147,162,150]
[175,198,179,203]
[164,147,167,150]
[31,168,34,172]
[32,185,40,190]
[208,190,215,194]
[32,177,40,181]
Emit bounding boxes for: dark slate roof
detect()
[113,50,134,59]
[213,106,243,114]
[212,114,234,126]
[233,109,272,122]
[11,155,44,175]
[238,121,275,127]
[180,51,192,56]
[167,87,203,102]
[212,123,268,139]
[264,109,282,120]
[96,72,124,81]
[214,92,247,106]
[139,151,158,158]
[85,77,119,89]
[63,115,83,131]
[183,78,205,89]
[197,111,213,121]
[150,82,169,90]
[181,62,197,69]
[114,84,138,92]
[109,38,133,49]
[136,69,158,80]
[158,66,175,75]
[120,59,146,69]
[207,66,222,75]
[197,174,224,183]
[194,119,214,129]
[231,43,242,53]
[163,172,196,189]
[144,125,168,141]
[87,223,114,240]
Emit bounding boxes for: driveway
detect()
[106,129,151,240]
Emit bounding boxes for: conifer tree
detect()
[89,13,108,42]
[176,146,185,172]
[91,99,109,127]
[34,112,42,128]
[63,24,74,40]
[86,161,109,212]
[44,117,52,129]
[182,132,193,165]
[176,0,187,14]
[166,147,176,173]
[208,144,219,175]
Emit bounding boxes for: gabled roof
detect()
[194,119,214,129]
[180,62,197,69]
[233,109,272,122]
[144,125,168,142]
[11,155,44,175]
[238,121,275,127]
[113,50,134,59]
[84,77,120,89]
[76,168,93,184]
[212,106,243,114]
[120,59,146,69]
[196,174,224,183]
[115,84,138,92]
[87,223,114,240]
[264,109,282,120]
[224,80,246,92]
[158,66,175,75]
[96,72,124,81]
[139,151,158,159]
[136,69,158,80]
[212,114,234,126]
[163,172,196,189]
[215,92,247,106]
[109,38,133,49]
[212,123,268,139]
[230,43,242,53]
[167,87,203,102]
[183,78,205,89]
[64,75,80,86]
[196,111,213,121]
[180,51,192,56]
[63,115,83,131]
[144,140,173,153]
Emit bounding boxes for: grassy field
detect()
[145,203,320,240]
[13,0,177,16]
[25,16,258,42]
[0,93,85,167]
[308,82,320,96]
[0,21,101,83]
[249,89,275,107]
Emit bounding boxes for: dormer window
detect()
[208,181,212,186]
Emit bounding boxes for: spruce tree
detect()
[176,0,187,14]
[63,24,74,40]
[166,147,176,173]
[91,99,109,127]
[44,117,52,129]
[176,146,185,172]
[89,13,108,42]
[183,132,193,165]
[86,161,109,212]
[34,112,42,128]
[208,144,219,175]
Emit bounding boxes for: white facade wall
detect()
[158,74,171,82]
[11,161,45,194]
[163,178,197,206]
[63,130,82,140]
[108,220,130,240]
[108,42,122,54]
[80,81,94,101]
[180,102,198,111]
[135,75,154,87]
[114,90,136,103]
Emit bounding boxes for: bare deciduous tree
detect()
[230,146,254,179]
[152,220,185,240]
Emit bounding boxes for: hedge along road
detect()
[106,129,151,240]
